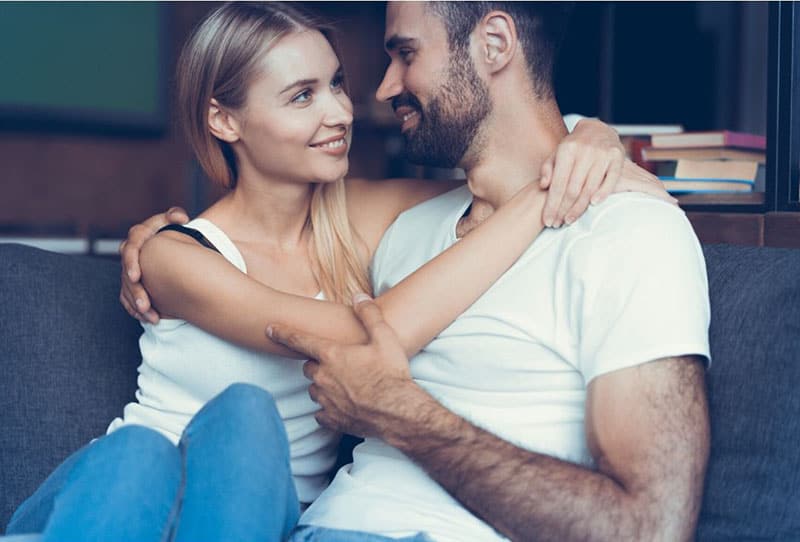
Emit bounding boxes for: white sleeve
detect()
[562,113,591,134]
[569,198,711,384]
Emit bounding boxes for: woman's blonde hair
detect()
[176,2,370,304]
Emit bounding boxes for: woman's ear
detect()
[208,98,241,143]
[480,11,517,74]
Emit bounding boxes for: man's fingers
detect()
[268,324,327,360]
[119,292,143,321]
[308,382,320,403]
[166,207,190,225]
[303,359,320,380]
[351,294,394,343]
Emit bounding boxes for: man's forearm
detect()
[380,383,690,542]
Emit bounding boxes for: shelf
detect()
[675,192,765,206]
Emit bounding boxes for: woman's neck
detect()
[204,177,313,250]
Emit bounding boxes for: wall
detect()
[0,3,220,237]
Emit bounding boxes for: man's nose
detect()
[375,62,403,102]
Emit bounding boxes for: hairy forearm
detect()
[379,384,694,542]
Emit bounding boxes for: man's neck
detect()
[459,97,567,232]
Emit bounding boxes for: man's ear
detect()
[208,98,241,143]
[479,11,517,74]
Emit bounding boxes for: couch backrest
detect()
[697,244,800,540]
[0,244,142,530]
[1,243,799,538]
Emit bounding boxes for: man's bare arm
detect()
[378,357,709,542]
[269,299,710,542]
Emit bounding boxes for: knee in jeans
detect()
[105,425,174,457]
[216,383,280,426]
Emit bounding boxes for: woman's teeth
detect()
[316,139,345,149]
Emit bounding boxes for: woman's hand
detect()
[119,207,189,324]
[615,160,677,205]
[540,118,627,227]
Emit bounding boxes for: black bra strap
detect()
[158,224,221,254]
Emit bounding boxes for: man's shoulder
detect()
[568,192,698,256]
[576,192,692,239]
[563,192,704,280]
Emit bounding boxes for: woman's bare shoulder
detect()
[345,177,465,257]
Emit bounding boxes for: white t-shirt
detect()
[300,186,710,541]
[106,218,337,504]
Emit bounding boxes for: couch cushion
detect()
[0,244,142,531]
[698,244,800,540]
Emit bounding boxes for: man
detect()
[123,3,709,540]
[268,3,710,541]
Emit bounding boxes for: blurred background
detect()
[0,2,781,251]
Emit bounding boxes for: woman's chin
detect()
[315,163,349,183]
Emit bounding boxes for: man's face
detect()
[377,2,491,169]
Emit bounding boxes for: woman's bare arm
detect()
[139,180,546,358]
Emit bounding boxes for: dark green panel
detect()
[0,1,163,128]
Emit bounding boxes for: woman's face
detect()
[231,29,353,187]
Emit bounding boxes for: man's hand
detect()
[119,207,189,324]
[540,118,627,228]
[268,293,417,437]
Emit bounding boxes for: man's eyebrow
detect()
[279,78,318,95]
[385,35,417,52]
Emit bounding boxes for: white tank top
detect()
[106,218,337,503]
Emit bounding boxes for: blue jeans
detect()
[6,384,428,542]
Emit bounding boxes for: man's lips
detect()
[393,105,419,124]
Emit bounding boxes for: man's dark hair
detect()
[427,2,573,99]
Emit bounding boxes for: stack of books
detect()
[640,131,766,194]
[610,124,684,174]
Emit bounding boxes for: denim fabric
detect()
[172,383,299,542]
[290,526,432,542]
[6,384,298,542]
[4,443,90,535]
[41,426,181,542]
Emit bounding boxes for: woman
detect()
[8,3,671,541]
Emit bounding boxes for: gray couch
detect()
[1,242,799,539]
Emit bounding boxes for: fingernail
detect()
[353,292,371,304]
[543,217,553,228]
[127,269,135,280]
[564,216,575,225]
[266,325,273,338]
[135,298,145,309]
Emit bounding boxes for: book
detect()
[610,123,684,136]
[641,146,766,164]
[650,130,766,150]
[622,136,657,173]
[674,159,759,181]
[658,178,755,193]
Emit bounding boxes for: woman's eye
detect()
[292,89,312,104]
[330,73,344,91]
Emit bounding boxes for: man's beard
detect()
[394,51,491,169]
